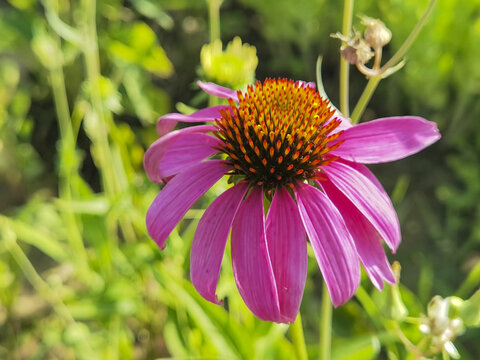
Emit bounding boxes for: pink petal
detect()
[197,81,239,102]
[157,134,221,179]
[266,186,307,323]
[144,125,220,183]
[156,105,230,136]
[294,182,360,307]
[334,115,353,133]
[146,160,227,249]
[341,160,401,252]
[322,161,401,252]
[340,159,387,196]
[231,186,281,322]
[298,80,316,89]
[321,180,395,290]
[330,116,441,163]
[190,182,249,304]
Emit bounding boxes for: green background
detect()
[0,0,479,358]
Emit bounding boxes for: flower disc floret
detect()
[214,78,343,189]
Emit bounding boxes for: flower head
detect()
[200,37,258,89]
[419,296,464,359]
[145,79,440,323]
[215,79,341,189]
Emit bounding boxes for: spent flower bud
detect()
[361,16,392,49]
[331,32,374,65]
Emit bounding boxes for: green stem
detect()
[81,0,118,197]
[350,0,437,123]
[207,0,221,43]
[4,232,74,323]
[392,323,423,357]
[382,0,437,70]
[50,74,88,259]
[81,0,136,245]
[320,283,332,360]
[207,0,222,107]
[339,0,354,116]
[3,230,95,357]
[49,43,88,272]
[290,314,308,360]
[455,260,480,298]
[350,75,381,124]
[0,215,65,261]
[50,69,72,143]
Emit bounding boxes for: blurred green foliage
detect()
[0,0,479,359]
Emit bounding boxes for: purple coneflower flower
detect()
[145,78,440,323]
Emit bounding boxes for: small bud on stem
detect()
[331,32,374,66]
[331,16,396,78]
[361,16,392,50]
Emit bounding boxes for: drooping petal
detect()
[330,116,441,163]
[146,160,227,249]
[190,182,249,304]
[321,180,395,290]
[266,186,307,323]
[340,159,388,196]
[197,81,239,102]
[144,125,220,183]
[294,182,360,307]
[231,186,281,322]
[322,161,401,252]
[342,160,401,252]
[156,105,230,136]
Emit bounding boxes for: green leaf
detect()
[460,290,480,327]
[141,46,174,77]
[108,21,173,77]
[332,335,381,360]
[129,22,156,52]
[55,197,109,215]
[0,216,67,262]
[155,265,246,359]
[163,320,189,357]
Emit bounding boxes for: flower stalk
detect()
[207,0,223,107]
[81,0,119,197]
[339,0,354,117]
[291,314,308,360]
[207,0,222,44]
[49,62,89,274]
[350,74,381,124]
[35,6,89,273]
[320,283,332,360]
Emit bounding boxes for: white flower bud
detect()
[419,295,465,358]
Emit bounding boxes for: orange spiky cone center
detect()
[214,78,343,189]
